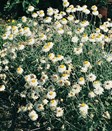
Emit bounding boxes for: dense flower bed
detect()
[0,0,112,130]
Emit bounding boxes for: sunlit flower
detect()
[71,35,79,43]
[28,5,34,12]
[78,77,85,85]
[56,107,64,117]
[29,110,38,121]
[79,103,89,118]
[103,81,112,90]
[36,104,44,112]
[87,73,96,82]
[0,85,5,91]
[17,67,23,74]
[74,47,83,55]
[47,91,56,100]
[47,7,54,16]
[58,65,66,73]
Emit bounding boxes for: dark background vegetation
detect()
[0,0,112,19]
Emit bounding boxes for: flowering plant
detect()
[0,1,112,130]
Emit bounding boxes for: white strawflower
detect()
[63,1,69,7]
[88,91,96,98]
[38,10,45,17]
[32,12,38,18]
[91,5,98,11]
[29,78,38,87]
[94,86,104,95]
[17,67,23,74]
[43,99,49,105]
[29,110,38,121]
[50,99,58,108]
[28,38,35,45]
[58,65,66,73]
[74,47,83,55]
[0,85,5,91]
[28,5,34,12]
[78,77,85,85]
[92,10,99,16]
[71,36,79,43]
[83,61,91,68]
[36,104,44,112]
[56,107,64,117]
[44,17,52,23]
[79,103,89,118]
[103,81,112,90]
[47,7,54,16]
[93,81,101,88]
[80,66,88,73]
[47,91,56,100]
[57,28,64,34]
[102,111,111,119]
[22,16,27,23]
[87,73,96,82]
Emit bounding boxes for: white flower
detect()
[55,21,62,29]
[102,111,111,119]
[61,73,69,80]
[94,86,104,95]
[93,81,101,88]
[54,14,62,20]
[74,47,83,55]
[56,55,64,61]
[88,91,96,98]
[28,38,35,45]
[63,1,69,7]
[18,44,25,50]
[29,78,38,87]
[42,42,54,52]
[50,99,58,108]
[92,10,99,16]
[29,110,38,121]
[47,91,56,100]
[78,77,85,85]
[80,66,88,73]
[71,36,79,43]
[44,17,52,23]
[83,8,90,14]
[61,18,67,25]
[87,73,96,82]
[79,103,89,118]
[28,5,34,12]
[22,16,27,22]
[30,91,39,100]
[103,81,112,90]
[43,99,49,105]
[58,79,65,86]
[58,65,66,73]
[57,28,64,34]
[48,53,55,60]
[91,5,98,11]
[17,67,23,74]
[47,7,54,16]
[39,33,47,41]
[0,85,5,91]
[2,34,8,40]
[27,103,33,111]
[32,12,38,18]
[51,74,59,82]
[38,10,45,17]
[56,107,64,117]
[36,104,44,112]
[83,61,91,68]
